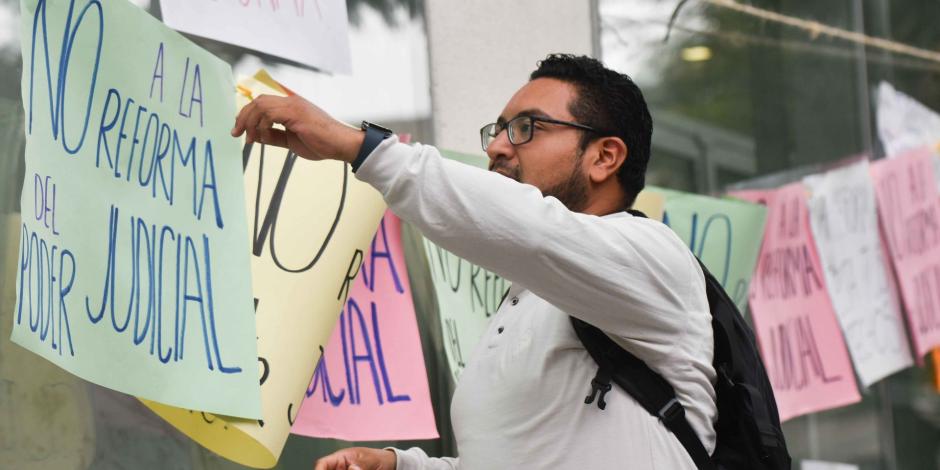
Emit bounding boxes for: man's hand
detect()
[231,94,364,163]
[313,447,397,470]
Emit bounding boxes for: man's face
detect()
[486,78,590,212]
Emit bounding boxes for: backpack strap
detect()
[572,207,715,469]
[571,317,715,470]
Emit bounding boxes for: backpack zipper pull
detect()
[584,368,613,410]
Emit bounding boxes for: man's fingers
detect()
[258,127,290,149]
[313,455,338,470]
[241,101,270,144]
[234,100,261,142]
[245,106,264,144]
[257,114,274,130]
[231,99,255,137]
[232,94,289,142]
[256,114,275,144]
[257,128,319,160]
[314,450,357,470]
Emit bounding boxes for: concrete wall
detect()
[424,0,597,155]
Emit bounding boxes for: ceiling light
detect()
[681,46,712,62]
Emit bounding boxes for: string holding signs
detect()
[649,187,767,313]
[731,185,860,422]
[870,148,940,360]
[803,160,913,387]
[14,0,260,418]
[292,210,438,441]
[159,0,352,74]
[141,71,387,468]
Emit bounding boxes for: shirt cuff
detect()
[386,447,417,470]
[353,135,412,195]
[351,131,399,171]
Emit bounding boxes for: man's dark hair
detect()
[530,53,653,207]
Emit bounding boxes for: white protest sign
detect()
[804,160,913,387]
[876,81,940,158]
[159,0,352,73]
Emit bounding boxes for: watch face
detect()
[362,121,393,135]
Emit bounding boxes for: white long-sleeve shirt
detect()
[355,138,717,470]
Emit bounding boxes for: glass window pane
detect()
[600,1,940,468]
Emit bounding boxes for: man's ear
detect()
[587,136,628,184]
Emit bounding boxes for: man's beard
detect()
[542,158,589,212]
[490,154,590,212]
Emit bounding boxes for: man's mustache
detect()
[489,161,519,181]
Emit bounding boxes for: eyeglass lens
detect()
[481,117,535,151]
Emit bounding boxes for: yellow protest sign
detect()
[632,189,665,221]
[141,72,387,468]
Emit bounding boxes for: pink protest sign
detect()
[732,185,860,421]
[291,211,438,440]
[870,148,940,359]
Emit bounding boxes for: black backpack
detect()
[572,209,791,470]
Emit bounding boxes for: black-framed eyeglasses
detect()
[479,115,603,151]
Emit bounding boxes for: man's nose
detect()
[486,127,514,163]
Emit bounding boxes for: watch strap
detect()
[351,121,392,172]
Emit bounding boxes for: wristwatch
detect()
[351,121,393,172]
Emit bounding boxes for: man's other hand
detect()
[313,447,397,470]
[231,94,364,163]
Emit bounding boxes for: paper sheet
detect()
[876,81,940,158]
[653,187,767,312]
[870,148,940,360]
[140,72,386,468]
[159,0,352,73]
[803,160,913,387]
[732,185,861,421]
[291,211,438,441]
[15,0,260,418]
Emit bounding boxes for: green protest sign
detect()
[653,187,767,312]
[13,0,260,418]
[423,239,509,381]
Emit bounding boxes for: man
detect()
[232,54,716,469]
